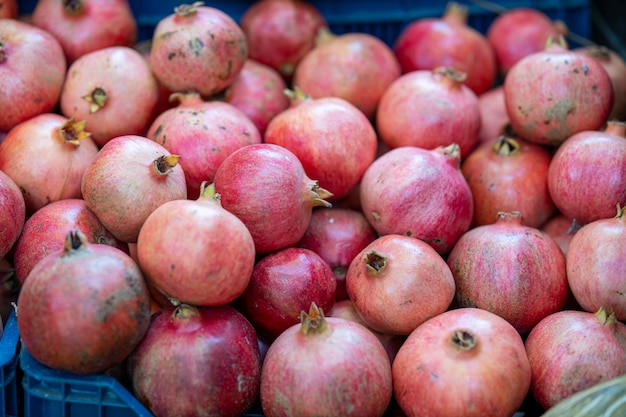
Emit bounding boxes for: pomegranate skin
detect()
[359,145,473,255]
[525,308,626,410]
[0,19,67,132]
[547,122,626,225]
[540,213,580,257]
[447,211,568,335]
[129,304,261,417]
[566,206,626,320]
[0,170,25,259]
[0,0,17,19]
[477,86,510,144]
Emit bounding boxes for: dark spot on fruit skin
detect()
[583,64,589,74]
[154,125,163,138]
[167,52,176,61]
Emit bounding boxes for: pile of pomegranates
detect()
[2,0,625,416]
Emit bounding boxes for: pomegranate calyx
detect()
[496,211,524,225]
[58,117,92,145]
[450,329,477,351]
[174,1,204,16]
[492,136,520,156]
[364,250,387,276]
[299,302,329,336]
[153,155,181,176]
[314,26,336,47]
[62,230,88,256]
[198,182,222,205]
[605,121,626,138]
[545,35,569,51]
[433,67,468,85]
[594,306,617,327]
[0,41,6,63]
[443,2,469,25]
[82,87,108,114]
[566,218,582,234]
[309,181,333,208]
[173,303,200,319]
[168,91,202,105]
[284,87,311,107]
[615,203,625,219]
[63,0,85,15]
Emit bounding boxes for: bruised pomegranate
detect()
[129,303,261,417]
[0,19,67,132]
[260,302,392,417]
[17,230,151,374]
[146,92,262,200]
[359,144,473,255]
[447,211,568,334]
[0,170,24,259]
[0,114,99,216]
[150,2,248,96]
[213,143,332,254]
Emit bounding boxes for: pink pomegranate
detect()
[264,90,378,200]
[17,230,151,374]
[0,114,99,216]
[260,302,393,417]
[150,2,248,96]
[60,46,160,148]
[376,67,481,158]
[292,29,401,119]
[547,121,626,224]
[213,143,332,254]
[346,234,455,336]
[240,0,327,79]
[359,144,474,255]
[393,2,497,95]
[0,19,67,132]
[477,86,510,144]
[12,198,121,284]
[80,135,187,243]
[129,303,261,417]
[504,37,613,146]
[0,170,25,259]
[525,307,626,409]
[447,211,568,334]
[223,59,290,136]
[146,92,262,200]
[541,213,580,257]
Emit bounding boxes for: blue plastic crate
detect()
[0,310,20,417]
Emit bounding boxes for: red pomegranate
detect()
[547,121,626,224]
[0,170,25,259]
[0,0,17,19]
[393,2,497,95]
[0,19,67,132]
[17,230,151,374]
[150,2,248,96]
[359,144,474,255]
[447,211,568,334]
[376,67,481,158]
[504,37,613,146]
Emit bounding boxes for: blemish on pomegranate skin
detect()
[583,64,589,75]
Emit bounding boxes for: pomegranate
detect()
[0,0,17,19]
[137,183,255,307]
[346,234,455,336]
[13,198,122,284]
[0,170,24,259]
[447,211,568,334]
[129,303,261,417]
[0,114,99,216]
[393,2,497,95]
[566,204,626,320]
[17,230,151,374]
[146,91,262,200]
[31,0,137,63]
[376,67,481,158]
[359,144,474,255]
[547,121,626,224]
[297,207,377,300]
[223,59,290,136]
[80,135,187,243]
[392,307,531,417]
[292,29,401,119]
[477,86,510,144]
[260,302,393,417]
[504,36,613,146]
[213,143,332,254]
[461,135,556,228]
[264,89,378,200]
[487,7,568,76]
[60,46,160,148]
[240,0,327,79]
[0,19,67,132]
[541,213,580,257]
[238,247,336,342]
[150,2,248,96]
[525,307,626,410]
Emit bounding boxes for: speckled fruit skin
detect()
[260,313,392,417]
[446,211,568,335]
[150,4,248,97]
[17,232,151,375]
[129,304,261,417]
[392,308,531,417]
[0,170,25,259]
[503,41,613,146]
[346,234,455,336]
[524,308,626,410]
[0,19,67,132]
